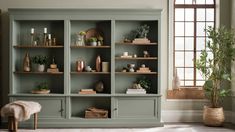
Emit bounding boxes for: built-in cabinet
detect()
[9,9,163,127]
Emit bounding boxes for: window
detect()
[174,0,215,87]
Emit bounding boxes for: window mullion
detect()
[193,7,197,86]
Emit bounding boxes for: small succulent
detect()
[36,82,49,90]
[87,37,97,42]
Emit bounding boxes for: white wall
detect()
[0,0,233,122]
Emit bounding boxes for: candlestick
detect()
[44,28,47,33]
[43,33,47,46]
[31,28,34,34]
[48,34,52,46]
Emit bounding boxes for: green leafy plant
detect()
[196,26,235,108]
[137,76,151,92]
[87,37,97,42]
[32,55,48,65]
[135,24,150,38]
[36,82,49,90]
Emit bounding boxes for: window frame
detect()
[173,0,216,88]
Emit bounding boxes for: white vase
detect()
[90,42,97,46]
[37,64,45,72]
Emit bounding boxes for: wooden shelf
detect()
[71,45,111,48]
[14,71,64,75]
[9,93,65,97]
[115,57,157,60]
[115,72,157,75]
[116,42,157,46]
[14,45,64,48]
[71,72,110,75]
[114,93,161,97]
[70,94,111,97]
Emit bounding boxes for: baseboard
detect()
[162,110,232,122]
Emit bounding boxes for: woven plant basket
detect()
[203,106,224,126]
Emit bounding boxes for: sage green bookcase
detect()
[9,9,163,127]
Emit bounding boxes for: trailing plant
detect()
[31,55,48,65]
[196,26,235,108]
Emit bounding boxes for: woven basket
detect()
[203,106,224,126]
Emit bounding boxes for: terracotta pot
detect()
[203,106,224,126]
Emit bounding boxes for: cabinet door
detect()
[114,97,158,119]
[11,97,65,119]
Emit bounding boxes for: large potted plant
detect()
[196,26,235,126]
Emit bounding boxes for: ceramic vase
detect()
[96,55,101,72]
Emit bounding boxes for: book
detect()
[126,89,146,94]
[79,91,96,94]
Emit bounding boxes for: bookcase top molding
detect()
[8,8,162,20]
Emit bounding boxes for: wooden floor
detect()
[0,123,235,132]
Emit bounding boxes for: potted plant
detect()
[135,24,150,38]
[196,26,235,126]
[31,82,50,94]
[136,76,151,93]
[32,55,48,72]
[87,37,97,46]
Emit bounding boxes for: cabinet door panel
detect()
[114,97,157,118]
[12,97,65,118]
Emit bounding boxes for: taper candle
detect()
[44,28,47,33]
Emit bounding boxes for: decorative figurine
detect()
[47,56,59,73]
[127,64,135,72]
[97,35,104,46]
[143,50,150,57]
[23,52,31,72]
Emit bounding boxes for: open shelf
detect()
[14,45,64,48]
[115,72,157,75]
[114,93,161,97]
[71,72,110,75]
[14,71,64,75]
[115,57,157,60]
[70,94,111,97]
[116,42,157,45]
[71,45,111,48]
[71,97,111,119]
[9,93,65,97]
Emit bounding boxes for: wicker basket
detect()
[203,106,224,126]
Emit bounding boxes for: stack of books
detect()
[79,89,96,94]
[132,38,150,44]
[136,67,151,73]
[126,89,146,94]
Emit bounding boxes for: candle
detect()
[44,28,47,33]
[31,28,34,34]
[48,34,51,39]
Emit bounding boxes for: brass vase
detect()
[76,60,84,72]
